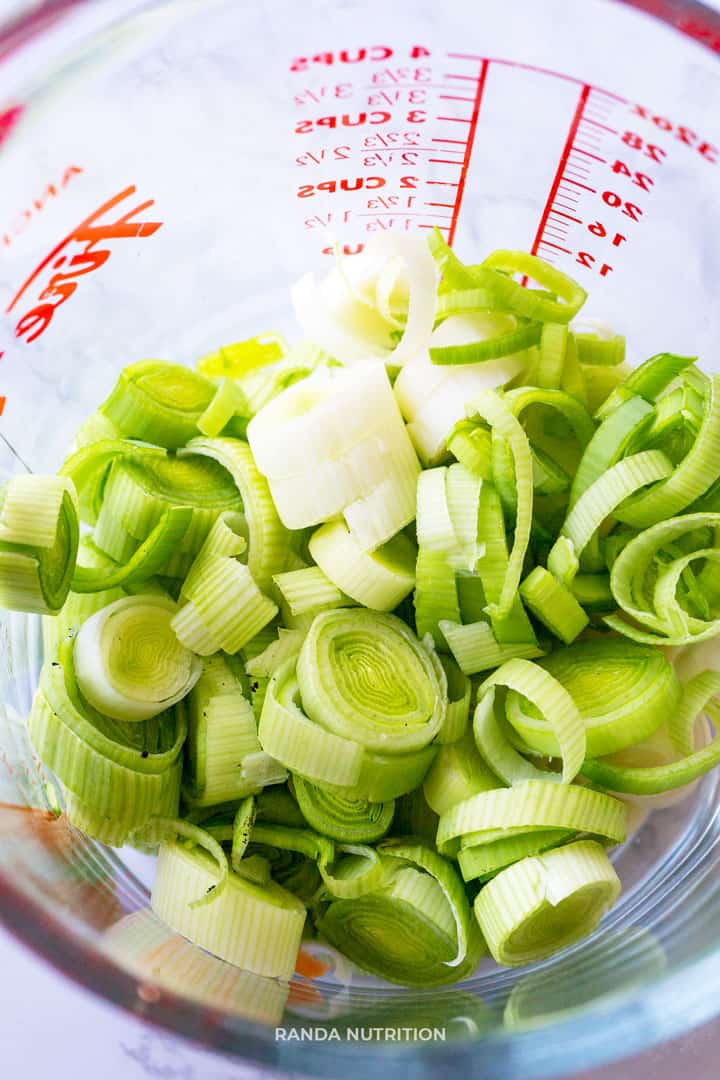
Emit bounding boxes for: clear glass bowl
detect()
[1,1,720,1076]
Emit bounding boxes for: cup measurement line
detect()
[528,83,592,264]
[447,58,490,245]
[287,47,714,271]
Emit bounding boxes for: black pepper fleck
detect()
[141,750,149,759]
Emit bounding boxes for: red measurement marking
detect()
[573,149,606,162]
[583,118,618,134]
[428,158,464,165]
[418,223,450,231]
[6,185,162,345]
[3,165,83,248]
[550,210,583,224]
[432,137,467,144]
[0,397,6,417]
[0,105,23,148]
[436,115,473,123]
[438,95,475,103]
[357,211,452,218]
[529,83,591,261]
[447,55,628,103]
[561,178,597,192]
[426,180,460,186]
[539,240,572,254]
[448,59,490,246]
[426,201,455,208]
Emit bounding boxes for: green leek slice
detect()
[474,840,621,965]
[28,638,185,844]
[505,639,679,758]
[152,840,305,978]
[423,733,501,816]
[480,658,586,783]
[179,437,290,591]
[614,374,720,528]
[0,475,79,614]
[466,391,533,621]
[292,773,394,843]
[183,654,263,807]
[436,780,626,858]
[296,609,445,754]
[317,843,485,986]
[100,360,217,449]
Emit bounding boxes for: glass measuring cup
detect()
[0,0,719,1076]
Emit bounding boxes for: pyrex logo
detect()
[5,185,163,345]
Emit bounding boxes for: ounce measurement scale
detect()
[287,41,718,361]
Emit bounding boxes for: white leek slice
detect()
[74,594,202,722]
[247,363,400,478]
[264,432,393,529]
[292,234,437,369]
[416,467,457,552]
[395,315,528,466]
[342,436,421,552]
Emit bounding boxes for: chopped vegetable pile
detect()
[3,231,720,985]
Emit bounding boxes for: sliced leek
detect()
[309,520,416,611]
[172,550,278,656]
[74,594,201,722]
[474,840,621,965]
[152,840,305,978]
[179,437,290,591]
[100,360,218,449]
[296,609,446,753]
[466,390,533,621]
[28,637,186,845]
[0,475,79,614]
[15,231,720,987]
[292,773,394,843]
[436,780,626,857]
[505,639,679,758]
[183,654,263,807]
[480,658,586,783]
[423,733,501,816]
[317,842,485,986]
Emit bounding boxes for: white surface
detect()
[1,1,720,1078]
